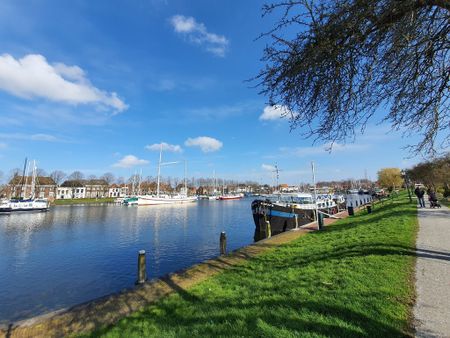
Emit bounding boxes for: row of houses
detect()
[2,176,130,200]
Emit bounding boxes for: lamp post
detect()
[401,169,412,203]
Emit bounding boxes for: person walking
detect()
[428,189,438,208]
[415,186,426,208]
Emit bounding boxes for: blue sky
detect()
[0,0,424,185]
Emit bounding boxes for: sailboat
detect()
[0,159,50,213]
[137,144,197,205]
[217,179,243,200]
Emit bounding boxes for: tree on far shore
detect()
[68,171,84,181]
[101,172,115,185]
[50,170,66,185]
[378,168,403,192]
[257,0,449,155]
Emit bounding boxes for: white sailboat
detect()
[137,144,197,205]
[0,159,49,213]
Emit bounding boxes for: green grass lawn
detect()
[85,195,417,338]
[53,197,115,205]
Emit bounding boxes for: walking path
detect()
[414,203,450,338]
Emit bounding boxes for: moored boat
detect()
[1,159,50,213]
[218,193,243,200]
[251,193,341,241]
[136,144,197,206]
[2,199,49,213]
[122,196,138,206]
[137,194,197,205]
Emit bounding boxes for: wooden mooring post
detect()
[220,231,227,255]
[265,220,271,239]
[136,250,147,284]
[318,212,324,230]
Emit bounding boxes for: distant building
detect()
[6,176,57,200]
[57,180,86,199]
[56,179,109,199]
[280,185,300,193]
[108,184,128,197]
[84,179,109,198]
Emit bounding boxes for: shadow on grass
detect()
[86,196,417,338]
[91,295,410,337]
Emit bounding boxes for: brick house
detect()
[6,176,57,200]
[84,179,109,198]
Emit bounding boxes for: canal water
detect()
[0,199,255,324]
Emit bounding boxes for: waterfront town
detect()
[0,170,378,202]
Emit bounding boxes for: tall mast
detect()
[311,161,317,200]
[311,161,318,221]
[184,160,187,195]
[139,169,142,194]
[156,143,162,197]
[213,169,216,195]
[20,157,28,199]
[30,160,37,199]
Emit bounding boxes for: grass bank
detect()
[52,197,115,205]
[86,195,417,338]
[440,198,449,207]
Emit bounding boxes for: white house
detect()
[108,184,129,197]
[57,180,86,199]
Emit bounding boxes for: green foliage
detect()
[53,198,115,205]
[378,168,404,192]
[407,153,450,192]
[86,195,417,338]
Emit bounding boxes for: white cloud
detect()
[113,155,149,168]
[0,54,128,112]
[0,142,7,149]
[185,136,223,153]
[259,105,294,121]
[262,164,276,171]
[279,142,368,157]
[145,142,183,153]
[170,15,229,57]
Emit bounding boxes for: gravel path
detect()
[414,202,450,338]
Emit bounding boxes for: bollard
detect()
[318,212,324,230]
[136,250,147,284]
[366,204,372,214]
[260,221,266,239]
[220,231,227,255]
[265,220,271,239]
[348,206,354,216]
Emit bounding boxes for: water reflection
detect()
[0,199,254,324]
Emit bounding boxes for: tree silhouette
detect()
[257,0,449,155]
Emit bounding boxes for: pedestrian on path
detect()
[414,186,426,208]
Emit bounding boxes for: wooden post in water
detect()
[265,220,271,239]
[318,212,324,230]
[220,231,227,255]
[136,250,147,284]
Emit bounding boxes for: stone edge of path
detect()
[0,209,352,338]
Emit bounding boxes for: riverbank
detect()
[87,195,417,337]
[52,198,115,205]
[1,195,417,337]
